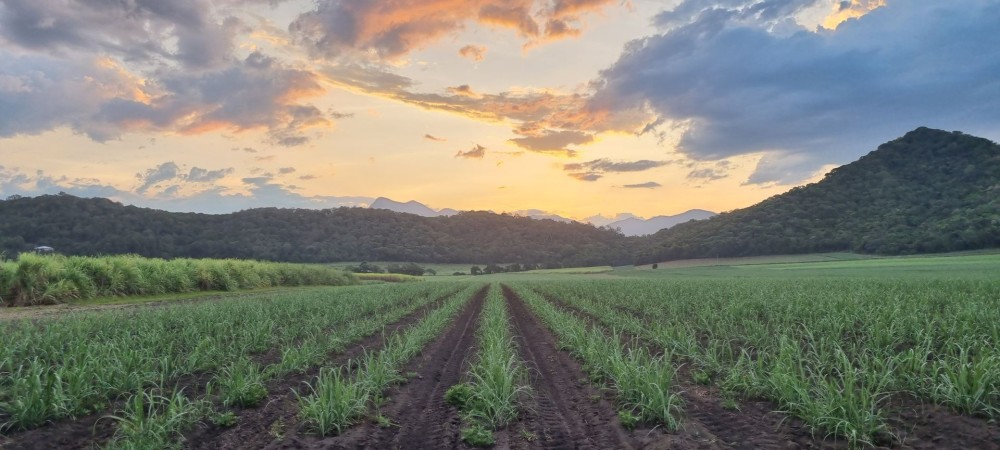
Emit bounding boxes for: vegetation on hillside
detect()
[639,128,1000,263]
[0,195,631,267]
[2,128,998,266]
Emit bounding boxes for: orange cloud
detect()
[291,0,619,61]
[455,144,487,159]
[458,44,488,62]
[321,64,656,156]
[822,0,886,29]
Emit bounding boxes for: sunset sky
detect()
[1,0,998,221]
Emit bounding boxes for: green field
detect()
[1,252,997,448]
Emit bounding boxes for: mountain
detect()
[606,210,716,236]
[0,194,632,266]
[369,197,456,217]
[511,209,575,223]
[637,127,1000,263]
[585,213,638,227]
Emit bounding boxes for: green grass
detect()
[449,284,529,446]
[615,251,1000,280]
[0,283,460,435]
[297,284,481,436]
[0,253,357,306]
[521,266,613,275]
[518,272,1000,447]
[509,284,683,432]
[354,273,423,283]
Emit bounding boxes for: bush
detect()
[1,254,357,306]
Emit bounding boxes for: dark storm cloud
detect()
[591,0,1000,184]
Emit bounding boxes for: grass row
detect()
[296,284,482,436]
[508,284,683,432]
[445,284,529,446]
[526,279,1000,447]
[0,253,356,306]
[0,283,455,436]
[103,283,468,449]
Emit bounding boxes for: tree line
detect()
[3,128,998,265]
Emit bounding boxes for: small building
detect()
[34,246,55,254]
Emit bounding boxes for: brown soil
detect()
[531,286,840,449]
[298,285,488,449]
[887,397,1000,450]
[0,289,446,450]
[499,285,639,449]
[536,287,1000,450]
[182,289,465,450]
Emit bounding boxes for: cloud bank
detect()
[590,0,1000,184]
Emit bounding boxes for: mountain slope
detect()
[607,209,716,236]
[0,194,631,265]
[369,197,456,217]
[637,127,1000,263]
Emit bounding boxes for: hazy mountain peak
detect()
[605,209,716,236]
[369,197,453,217]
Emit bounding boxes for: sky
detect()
[1,0,999,221]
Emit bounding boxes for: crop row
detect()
[0,282,459,436]
[446,283,529,446]
[507,284,683,432]
[520,279,1000,446]
[102,283,479,448]
[0,253,356,306]
[297,284,480,436]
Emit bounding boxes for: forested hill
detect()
[637,127,1000,263]
[0,195,632,266]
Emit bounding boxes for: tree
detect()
[652,263,658,269]
[470,265,482,276]
[353,261,384,273]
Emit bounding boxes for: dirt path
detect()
[499,285,637,449]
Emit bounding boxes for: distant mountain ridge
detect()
[606,210,716,236]
[3,127,997,265]
[638,127,1000,263]
[369,197,457,217]
[369,197,713,233]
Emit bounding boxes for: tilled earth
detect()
[3,285,999,450]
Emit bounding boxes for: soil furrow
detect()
[312,285,488,450]
[500,285,636,450]
[183,292,455,450]
[2,290,445,450]
[531,287,830,450]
